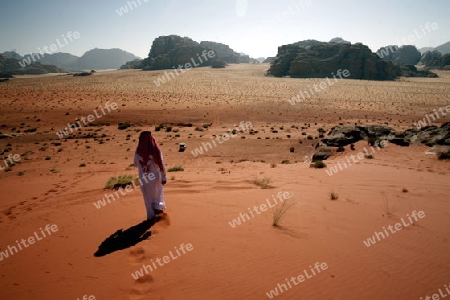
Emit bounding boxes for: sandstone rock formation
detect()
[268,41,397,80]
[376,45,421,65]
[200,41,240,64]
[141,35,225,71]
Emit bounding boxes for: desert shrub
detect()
[365,153,374,159]
[289,147,295,153]
[307,135,313,140]
[105,174,137,190]
[24,128,37,133]
[118,122,130,130]
[312,160,326,168]
[168,166,184,172]
[253,177,274,189]
[272,198,297,227]
[382,197,395,217]
[281,160,291,164]
[330,192,339,200]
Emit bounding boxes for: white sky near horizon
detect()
[0,0,449,59]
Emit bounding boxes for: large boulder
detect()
[141,35,225,70]
[268,41,397,80]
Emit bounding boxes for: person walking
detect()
[134,131,167,220]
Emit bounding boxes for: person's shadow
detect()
[94,217,161,257]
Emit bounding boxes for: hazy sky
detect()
[0,0,449,58]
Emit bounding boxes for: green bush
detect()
[118,122,131,130]
[168,166,184,172]
[105,174,137,190]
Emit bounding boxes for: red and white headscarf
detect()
[136,131,164,173]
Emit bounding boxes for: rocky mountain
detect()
[268,41,397,80]
[419,41,450,55]
[3,48,139,71]
[199,41,240,64]
[30,52,79,70]
[141,35,225,70]
[3,51,23,60]
[435,42,450,55]
[0,53,66,78]
[419,47,434,54]
[376,45,421,65]
[77,48,139,70]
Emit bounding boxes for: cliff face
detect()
[141,35,225,70]
[268,41,397,80]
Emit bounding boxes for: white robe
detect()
[134,152,167,220]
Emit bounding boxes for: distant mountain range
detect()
[418,41,450,55]
[2,48,140,71]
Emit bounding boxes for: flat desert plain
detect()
[0,64,449,300]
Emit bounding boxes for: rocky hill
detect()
[376,45,421,65]
[77,48,138,70]
[268,41,397,80]
[0,53,66,78]
[31,52,79,70]
[141,35,225,70]
[200,41,240,64]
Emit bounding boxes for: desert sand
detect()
[0,64,449,300]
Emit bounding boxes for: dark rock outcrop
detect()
[200,41,240,64]
[376,45,421,65]
[120,59,144,69]
[419,50,450,69]
[268,41,397,80]
[397,65,438,77]
[141,35,225,70]
[321,123,450,151]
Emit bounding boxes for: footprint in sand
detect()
[156,213,171,228]
[128,247,146,264]
[129,274,154,300]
